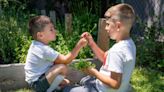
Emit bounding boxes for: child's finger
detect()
[81,33,86,38]
[81,32,89,38]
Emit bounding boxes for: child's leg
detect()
[45,64,67,84]
[47,75,64,92]
[59,78,70,88]
[45,64,68,92]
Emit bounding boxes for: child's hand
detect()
[81,32,94,46]
[77,37,88,48]
[82,67,97,77]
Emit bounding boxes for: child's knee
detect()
[53,64,68,75]
[58,64,68,70]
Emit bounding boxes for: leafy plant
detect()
[0,6,35,64]
[70,59,96,71]
[134,16,164,71]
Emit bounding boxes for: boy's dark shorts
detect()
[30,74,50,92]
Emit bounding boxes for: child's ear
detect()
[116,21,121,31]
[37,32,44,39]
[116,21,121,28]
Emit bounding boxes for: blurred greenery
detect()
[0,8,32,64]
[0,1,163,92]
[131,67,164,92]
[70,59,96,71]
[134,16,164,72]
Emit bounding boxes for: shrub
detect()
[0,1,98,63]
[0,8,33,64]
[134,16,164,72]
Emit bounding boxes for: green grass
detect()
[131,67,164,92]
[7,88,32,92]
[9,67,164,92]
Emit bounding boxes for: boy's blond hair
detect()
[105,3,135,29]
[28,15,53,39]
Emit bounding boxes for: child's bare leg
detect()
[46,64,68,92]
[45,64,67,84]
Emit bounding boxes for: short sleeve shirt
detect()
[96,38,136,92]
[24,40,59,84]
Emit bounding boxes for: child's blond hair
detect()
[105,3,135,29]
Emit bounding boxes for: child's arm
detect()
[54,38,87,64]
[83,68,122,89]
[81,32,105,63]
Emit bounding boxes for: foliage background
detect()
[0,0,163,71]
[0,0,163,91]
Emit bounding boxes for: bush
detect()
[134,16,164,72]
[0,8,33,64]
[0,1,98,64]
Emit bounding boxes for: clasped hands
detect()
[78,32,94,48]
[79,32,98,76]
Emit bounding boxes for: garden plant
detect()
[70,59,96,71]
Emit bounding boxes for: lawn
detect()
[131,67,164,92]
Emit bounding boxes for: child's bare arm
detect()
[83,67,122,89]
[54,38,87,64]
[81,32,105,63]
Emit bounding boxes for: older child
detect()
[24,15,87,92]
[64,3,136,92]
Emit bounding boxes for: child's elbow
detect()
[113,84,121,89]
[110,82,121,89]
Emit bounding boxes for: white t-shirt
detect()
[96,38,136,92]
[24,40,59,84]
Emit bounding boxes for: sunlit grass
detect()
[7,88,32,92]
[131,67,164,92]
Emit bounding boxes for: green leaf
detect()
[70,59,96,71]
